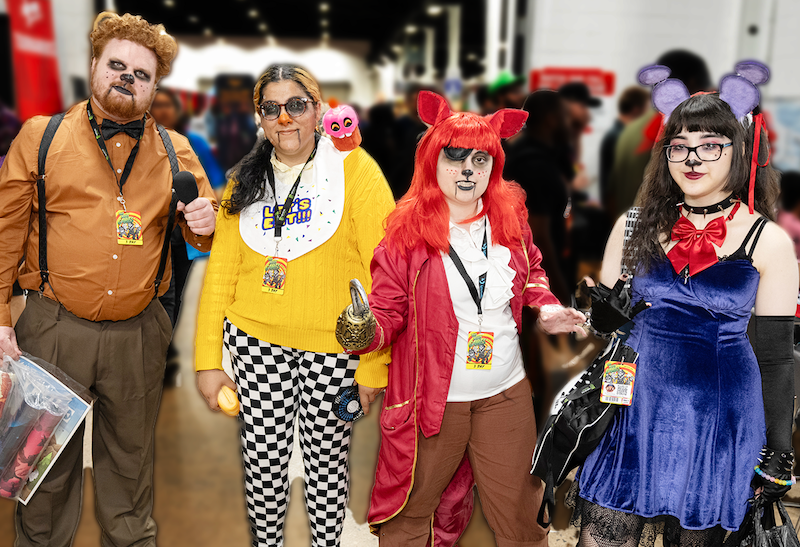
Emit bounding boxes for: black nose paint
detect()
[462,169,473,178]
[121,73,134,85]
[685,158,702,167]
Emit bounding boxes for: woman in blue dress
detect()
[576,64,797,547]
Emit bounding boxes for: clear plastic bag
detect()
[0,354,92,500]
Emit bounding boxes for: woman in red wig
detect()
[338,91,586,546]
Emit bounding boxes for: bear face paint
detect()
[90,38,158,123]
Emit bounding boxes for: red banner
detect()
[529,67,616,96]
[8,0,62,120]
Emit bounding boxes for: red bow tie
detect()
[667,215,727,277]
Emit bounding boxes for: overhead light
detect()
[259,22,268,32]
[322,31,330,40]
[320,2,329,11]
[204,28,213,36]
[188,15,198,23]
[249,9,259,18]
[164,0,175,7]
[405,25,417,34]
[391,44,403,53]
[321,19,328,27]
[466,52,477,61]
[427,5,443,15]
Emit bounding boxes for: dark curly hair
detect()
[625,93,778,274]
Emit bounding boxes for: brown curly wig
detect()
[90,12,178,80]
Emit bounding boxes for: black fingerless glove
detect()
[587,277,648,335]
[752,446,795,503]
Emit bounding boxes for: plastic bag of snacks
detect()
[0,353,93,503]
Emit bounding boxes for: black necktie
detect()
[100,118,144,141]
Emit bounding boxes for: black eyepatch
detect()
[443,147,472,161]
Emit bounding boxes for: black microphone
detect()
[173,171,199,205]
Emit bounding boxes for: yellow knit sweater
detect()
[195,147,394,388]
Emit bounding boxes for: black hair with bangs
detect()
[624,93,778,274]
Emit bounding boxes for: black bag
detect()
[730,498,800,547]
[530,337,638,527]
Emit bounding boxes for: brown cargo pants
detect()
[378,378,549,547]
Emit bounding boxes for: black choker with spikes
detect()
[680,194,739,215]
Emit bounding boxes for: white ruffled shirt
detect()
[443,214,525,402]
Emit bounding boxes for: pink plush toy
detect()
[323,98,362,152]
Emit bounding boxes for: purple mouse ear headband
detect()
[638,60,770,213]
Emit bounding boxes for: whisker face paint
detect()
[437,147,494,216]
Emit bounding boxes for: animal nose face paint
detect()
[436,147,494,204]
[120,73,134,85]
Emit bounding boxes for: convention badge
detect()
[262,256,288,295]
[600,360,637,406]
[466,331,494,370]
[115,210,143,246]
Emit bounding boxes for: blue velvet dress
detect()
[578,238,766,531]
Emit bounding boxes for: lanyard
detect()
[266,134,319,252]
[447,220,488,323]
[86,101,144,212]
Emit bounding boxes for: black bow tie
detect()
[101,118,144,141]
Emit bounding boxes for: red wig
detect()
[383,91,529,256]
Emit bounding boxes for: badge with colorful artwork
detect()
[115,210,143,246]
[466,331,494,370]
[262,256,288,295]
[600,360,637,406]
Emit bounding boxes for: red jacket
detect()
[360,222,560,539]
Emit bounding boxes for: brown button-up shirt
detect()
[0,98,217,326]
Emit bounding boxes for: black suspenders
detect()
[36,113,65,295]
[35,113,180,299]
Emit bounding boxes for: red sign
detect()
[529,67,616,96]
[8,0,63,120]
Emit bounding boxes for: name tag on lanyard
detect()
[260,137,318,296]
[448,222,494,370]
[116,210,143,245]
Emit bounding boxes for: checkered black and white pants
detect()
[224,320,359,547]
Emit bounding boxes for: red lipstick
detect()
[684,172,704,180]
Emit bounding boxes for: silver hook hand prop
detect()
[583,275,650,335]
[335,279,377,351]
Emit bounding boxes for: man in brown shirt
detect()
[0,12,217,546]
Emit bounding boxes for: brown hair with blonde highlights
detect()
[90,12,178,80]
[252,64,322,113]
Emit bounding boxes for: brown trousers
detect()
[379,378,548,547]
[13,295,172,547]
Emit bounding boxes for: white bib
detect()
[239,137,348,261]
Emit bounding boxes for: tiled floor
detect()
[1,260,799,546]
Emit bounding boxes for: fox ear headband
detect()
[417,90,528,139]
[638,61,771,213]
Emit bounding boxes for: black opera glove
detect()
[752,446,795,503]
[335,279,376,352]
[586,277,648,335]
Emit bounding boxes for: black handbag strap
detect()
[35,114,179,299]
[537,468,556,528]
[154,123,179,297]
[36,112,65,295]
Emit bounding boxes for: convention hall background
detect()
[1,0,800,545]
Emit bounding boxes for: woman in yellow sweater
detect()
[194,64,394,547]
